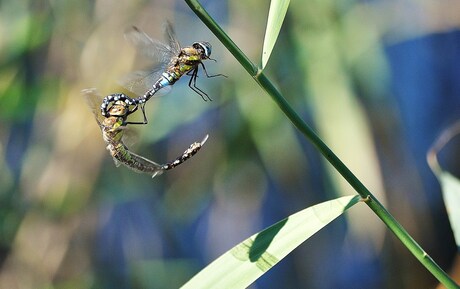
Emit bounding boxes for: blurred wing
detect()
[121,23,181,97]
[121,126,139,147]
[82,88,105,128]
[120,21,181,96]
[120,69,172,97]
[163,21,181,55]
[119,67,165,96]
[124,26,176,67]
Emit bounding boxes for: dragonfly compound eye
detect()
[193,42,212,59]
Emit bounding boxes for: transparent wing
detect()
[82,88,105,128]
[121,23,181,96]
[163,21,181,56]
[124,26,175,65]
[119,67,170,96]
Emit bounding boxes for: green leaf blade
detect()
[261,0,290,69]
[436,172,460,248]
[181,195,360,289]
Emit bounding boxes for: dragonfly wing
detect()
[82,88,105,128]
[119,67,165,96]
[121,23,181,97]
[124,26,176,66]
[121,127,139,147]
[163,21,181,55]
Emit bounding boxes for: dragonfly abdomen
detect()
[101,93,135,117]
[134,71,180,104]
[107,134,207,178]
[161,134,208,170]
[108,142,164,176]
[99,71,178,117]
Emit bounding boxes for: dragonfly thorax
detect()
[192,42,212,59]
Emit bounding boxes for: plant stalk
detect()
[184,0,459,288]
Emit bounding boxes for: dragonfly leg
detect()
[124,103,149,125]
[128,104,139,115]
[140,103,148,124]
[200,62,228,79]
[188,68,212,101]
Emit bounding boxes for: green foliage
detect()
[185,0,459,288]
[261,0,290,69]
[181,196,360,289]
[428,122,460,248]
[1,0,459,288]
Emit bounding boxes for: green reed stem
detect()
[185,0,459,288]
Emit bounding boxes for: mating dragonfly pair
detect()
[85,22,224,177]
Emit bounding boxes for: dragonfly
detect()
[100,21,226,121]
[84,88,208,178]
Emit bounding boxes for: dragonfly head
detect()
[193,42,212,59]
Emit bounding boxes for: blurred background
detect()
[1,0,459,288]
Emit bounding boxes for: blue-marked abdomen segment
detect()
[100,72,178,117]
[135,73,176,104]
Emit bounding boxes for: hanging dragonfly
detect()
[84,89,208,178]
[100,21,226,121]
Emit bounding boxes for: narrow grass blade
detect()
[435,172,460,247]
[181,195,360,289]
[261,0,290,69]
[428,122,460,248]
